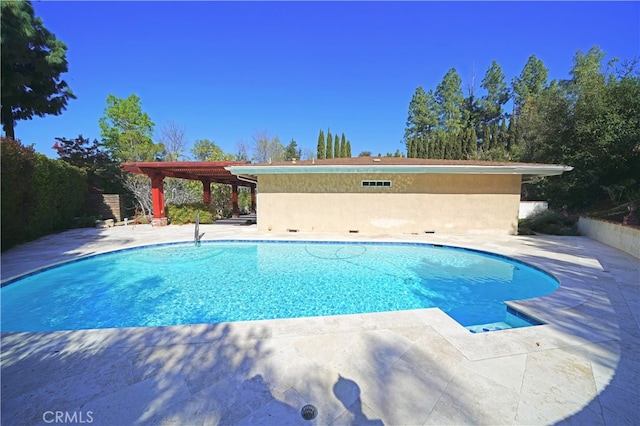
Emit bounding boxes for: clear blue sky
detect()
[13,1,640,159]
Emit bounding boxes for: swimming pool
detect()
[0,241,558,332]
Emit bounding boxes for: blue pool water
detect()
[0,241,558,332]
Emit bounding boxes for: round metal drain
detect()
[301,404,318,420]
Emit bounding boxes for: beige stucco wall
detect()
[256,173,522,235]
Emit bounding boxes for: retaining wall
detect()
[578,216,640,259]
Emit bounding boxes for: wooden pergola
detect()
[121,161,256,226]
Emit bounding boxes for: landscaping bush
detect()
[1,137,88,250]
[518,209,579,236]
[166,203,220,225]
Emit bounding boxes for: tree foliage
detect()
[316,129,325,160]
[1,0,75,139]
[326,131,333,159]
[99,94,160,162]
[403,47,639,208]
[191,139,234,161]
[284,139,302,161]
[480,60,509,125]
[53,134,123,193]
[252,131,284,163]
[1,137,86,249]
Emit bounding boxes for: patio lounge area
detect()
[1,223,638,425]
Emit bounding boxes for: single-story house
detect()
[226,157,573,235]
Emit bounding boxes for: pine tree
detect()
[317,129,325,159]
[326,131,333,159]
[435,68,465,134]
[482,126,491,154]
[480,60,510,126]
[1,1,76,139]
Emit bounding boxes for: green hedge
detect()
[1,137,88,250]
[166,202,220,225]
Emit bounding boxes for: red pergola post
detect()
[250,186,256,213]
[231,183,239,218]
[150,172,168,226]
[201,179,212,205]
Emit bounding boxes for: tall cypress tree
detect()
[506,118,515,151]
[346,141,352,157]
[326,131,333,159]
[317,129,325,159]
[340,133,347,158]
[471,127,479,159]
[334,132,340,158]
[490,121,499,152]
[498,119,507,149]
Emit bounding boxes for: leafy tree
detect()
[326,131,333,159]
[284,138,302,160]
[191,139,234,161]
[480,60,510,125]
[358,151,371,157]
[53,134,122,192]
[99,94,160,162]
[316,129,325,159]
[1,0,75,139]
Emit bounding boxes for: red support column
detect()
[201,179,212,205]
[150,173,168,226]
[250,185,256,213]
[231,183,239,218]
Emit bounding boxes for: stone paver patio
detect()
[1,222,638,425]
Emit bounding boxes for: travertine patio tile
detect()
[424,366,520,425]
[515,348,598,424]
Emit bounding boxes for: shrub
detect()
[166,203,219,225]
[1,137,88,250]
[518,210,579,236]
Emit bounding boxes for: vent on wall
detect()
[286,228,299,233]
[361,180,392,188]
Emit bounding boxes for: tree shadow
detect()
[1,322,275,424]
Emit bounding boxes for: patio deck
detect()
[1,222,638,425]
